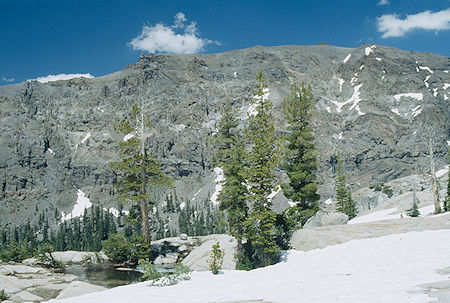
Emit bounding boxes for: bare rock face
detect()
[182,234,236,271]
[0,44,448,228]
[303,211,349,229]
[55,281,106,300]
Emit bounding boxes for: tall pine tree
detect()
[213,98,248,256]
[281,82,320,226]
[244,70,282,268]
[110,104,172,250]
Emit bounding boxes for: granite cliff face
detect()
[0,44,448,227]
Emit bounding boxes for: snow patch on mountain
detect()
[338,78,344,92]
[391,108,402,116]
[210,167,224,205]
[365,44,376,56]
[424,76,430,88]
[419,66,433,74]
[331,84,363,114]
[412,105,422,117]
[343,53,351,63]
[394,93,423,101]
[123,133,134,141]
[31,73,94,83]
[61,190,92,221]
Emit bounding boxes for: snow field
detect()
[48,229,450,303]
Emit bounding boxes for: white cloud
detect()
[1,76,14,82]
[377,0,390,5]
[129,12,217,54]
[377,8,450,38]
[29,73,94,83]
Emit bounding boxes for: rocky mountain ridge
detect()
[0,43,448,227]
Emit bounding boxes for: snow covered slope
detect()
[48,228,450,303]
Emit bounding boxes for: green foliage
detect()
[110,104,173,247]
[213,98,248,254]
[242,70,282,268]
[37,243,64,268]
[0,289,9,301]
[103,233,149,265]
[371,184,393,198]
[208,242,224,274]
[243,208,281,267]
[335,155,358,219]
[281,82,320,221]
[407,201,420,217]
[139,259,191,286]
[0,241,28,262]
[382,186,394,198]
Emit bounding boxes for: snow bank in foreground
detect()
[48,229,450,303]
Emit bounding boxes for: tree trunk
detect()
[429,139,441,214]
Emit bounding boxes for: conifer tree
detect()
[335,154,357,219]
[110,104,173,249]
[281,82,320,226]
[445,169,450,212]
[213,98,248,256]
[244,70,282,267]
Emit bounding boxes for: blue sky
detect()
[1,0,449,84]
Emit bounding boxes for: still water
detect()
[64,265,143,288]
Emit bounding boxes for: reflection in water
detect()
[64,265,142,288]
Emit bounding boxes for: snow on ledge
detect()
[123,133,134,141]
[103,207,129,217]
[81,132,91,144]
[338,78,345,92]
[268,185,281,202]
[31,73,94,83]
[412,105,422,117]
[61,189,92,221]
[391,108,402,116]
[394,93,423,101]
[419,66,433,74]
[343,53,351,63]
[365,45,376,56]
[210,167,225,205]
[436,166,449,178]
[331,84,363,114]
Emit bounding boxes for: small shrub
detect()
[0,241,28,262]
[407,202,420,217]
[37,243,64,268]
[139,259,191,287]
[208,242,224,275]
[0,289,9,301]
[103,233,149,265]
[382,186,394,198]
[373,184,383,192]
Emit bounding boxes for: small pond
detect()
[64,265,143,288]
